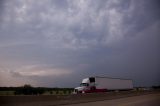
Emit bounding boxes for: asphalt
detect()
[65,93,160,106]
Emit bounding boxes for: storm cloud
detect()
[0,0,160,87]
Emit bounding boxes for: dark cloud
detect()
[0,0,159,87]
[0,0,5,16]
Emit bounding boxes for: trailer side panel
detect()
[95,77,133,90]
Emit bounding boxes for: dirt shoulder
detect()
[0,90,159,106]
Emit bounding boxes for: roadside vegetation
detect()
[0,84,73,96]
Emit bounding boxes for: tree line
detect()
[0,84,74,95]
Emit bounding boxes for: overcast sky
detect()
[0,0,160,87]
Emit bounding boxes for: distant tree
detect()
[68,90,72,94]
[152,85,160,89]
[63,90,67,94]
[22,84,33,95]
[56,90,59,94]
[1,85,73,95]
[50,91,53,94]
[14,84,44,95]
[23,84,32,88]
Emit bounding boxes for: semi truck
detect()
[74,76,133,94]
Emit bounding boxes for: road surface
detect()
[1,91,160,106]
[65,93,160,106]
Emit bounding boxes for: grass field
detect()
[0,91,15,96]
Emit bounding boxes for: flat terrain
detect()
[0,90,160,106]
[66,93,160,106]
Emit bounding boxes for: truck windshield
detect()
[80,83,89,86]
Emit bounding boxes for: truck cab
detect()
[74,77,96,94]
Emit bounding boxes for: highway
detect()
[65,93,160,106]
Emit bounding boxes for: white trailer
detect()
[74,76,133,93]
[95,76,133,90]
